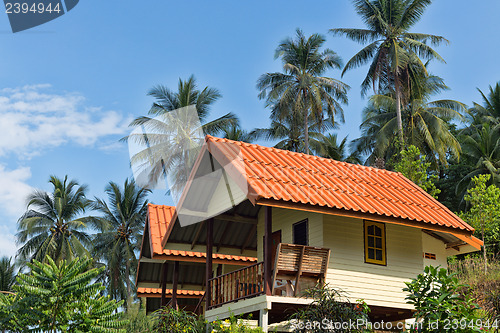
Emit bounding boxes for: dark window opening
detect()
[293,219,308,246]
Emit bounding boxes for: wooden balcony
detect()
[208,261,264,309]
[207,243,330,310]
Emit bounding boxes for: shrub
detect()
[151,306,206,333]
[288,284,369,333]
[210,314,263,333]
[404,265,482,332]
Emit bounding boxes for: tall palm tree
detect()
[220,123,253,143]
[352,73,464,168]
[92,178,150,308]
[0,257,15,292]
[126,75,238,196]
[469,82,500,126]
[16,176,94,263]
[257,29,349,154]
[458,124,500,193]
[331,0,448,139]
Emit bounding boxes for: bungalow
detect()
[145,135,482,331]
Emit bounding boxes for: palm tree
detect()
[351,73,464,168]
[312,134,361,164]
[331,0,448,139]
[458,124,500,193]
[16,176,95,263]
[92,178,150,308]
[0,257,15,292]
[220,123,253,143]
[126,75,238,196]
[469,82,500,126]
[257,29,349,154]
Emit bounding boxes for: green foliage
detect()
[461,174,500,255]
[393,145,440,198]
[288,284,369,333]
[150,306,206,333]
[211,314,263,333]
[16,175,100,263]
[404,265,482,332]
[0,256,126,332]
[0,256,16,292]
[92,178,150,308]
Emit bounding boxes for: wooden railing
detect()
[207,261,264,309]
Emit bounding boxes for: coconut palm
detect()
[126,75,238,195]
[312,134,361,164]
[0,257,15,292]
[457,124,500,194]
[16,176,94,263]
[469,82,500,126]
[352,73,464,168]
[92,178,150,308]
[331,0,448,139]
[257,29,349,154]
[220,123,253,143]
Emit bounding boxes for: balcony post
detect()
[205,218,214,310]
[264,206,272,296]
[161,261,168,307]
[171,260,179,309]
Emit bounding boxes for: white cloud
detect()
[0,225,17,258]
[0,84,131,158]
[0,165,33,218]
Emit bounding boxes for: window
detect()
[293,219,308,246]
[364,221,386,265]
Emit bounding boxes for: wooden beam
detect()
[264,206,272,296]
[293,246,306,297]
[205,218,214,311]
[161,262,168,307]
[217,221,233,252]
[191,220,205,250]
[171,261,179,309]
[217,214,257,225]
[241,224,257,254]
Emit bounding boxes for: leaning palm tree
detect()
[257,29,349,154]
[92,178,150,309]
[126,76,238,196]
[0,257,15,292]
[331,0,448,139]
[16,176,94,263]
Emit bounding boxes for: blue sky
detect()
[1,0,500,257]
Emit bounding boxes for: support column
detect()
[171,260,179,309]
[161,261,168,307]
[264,206,272,296]
[205,218,214,311]
[259,309,269,332]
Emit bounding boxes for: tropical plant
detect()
[0,256,126,332]
[0,257,15,292]
[220,123,253,142]
[404,266,482,333]
[311,133,361,163]
[16,175,96,263]
[150,306,206,333]
[126,75,238,194]
[351,73,464,168]
[288,284,369,332]
[92,178,150,308]
[461,174,500,268]
[458,123,500,193]
[331,0,448,140]
[469,82,500,126]
[210,314,263,333]
[257,29,349,154]
[393,145,440,198]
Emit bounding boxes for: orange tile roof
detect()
[205,135,475,233]
[137,287,204,297]
[145,204,257,263]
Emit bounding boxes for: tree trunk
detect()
[304,110,309,154]
[125,254,132,310]
[482,223,488,273]
[394,72,404,143]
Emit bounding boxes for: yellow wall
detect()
[323,214,423,309]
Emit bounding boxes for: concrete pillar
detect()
[259,309,269,332]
